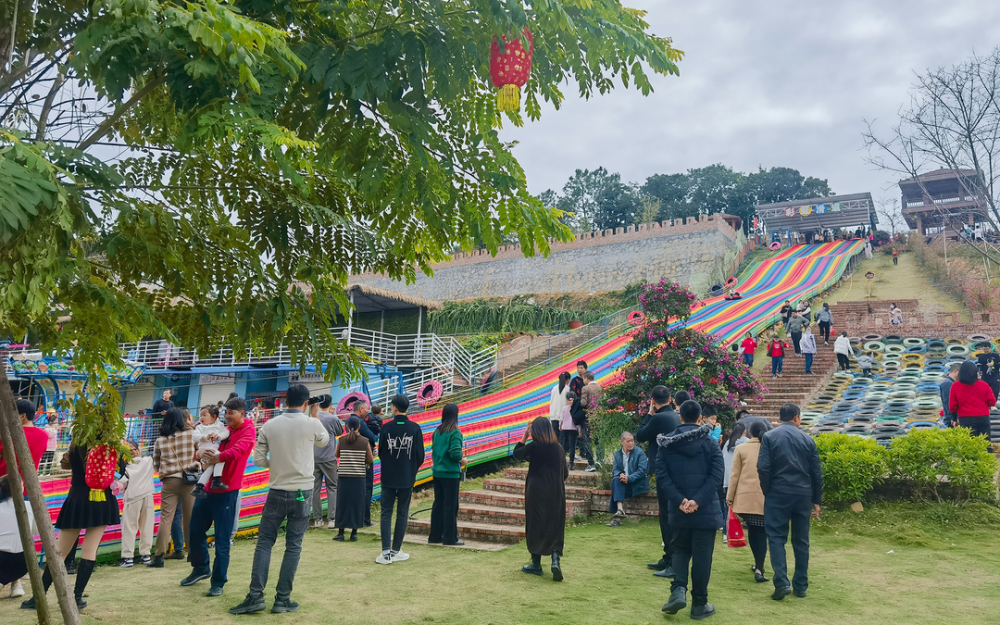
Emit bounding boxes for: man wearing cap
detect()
[940,363,962,428]
[975,342,1000,400]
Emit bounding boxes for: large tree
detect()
[1,2,681,621]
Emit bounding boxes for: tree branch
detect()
[76,76,164,151]
[35,69,65,141]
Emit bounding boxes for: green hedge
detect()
[815,429,999,504]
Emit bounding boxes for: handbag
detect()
[182,469,199,485]
[726,508,747,548]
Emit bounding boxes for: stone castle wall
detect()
[353,214,741,301]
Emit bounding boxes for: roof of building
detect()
[898,168,980,185]
[755,192,877,232]
[345,284,443,312]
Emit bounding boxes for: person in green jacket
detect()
[429,404,466,546]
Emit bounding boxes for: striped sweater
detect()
[336,434,373,477]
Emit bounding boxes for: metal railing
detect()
[117,326,498,389]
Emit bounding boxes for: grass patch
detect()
[3,502,999,624]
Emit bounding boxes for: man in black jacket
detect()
[656,400,723,620]
[637,386,682,577]
[376,394,425,565]
[757,403,822,601]
[152,389,173,417]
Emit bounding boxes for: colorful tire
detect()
[725,277,738,288]
[417,380,444,408]
[336,391,371,417]
[628,311,646,326]
[769,241,781,251]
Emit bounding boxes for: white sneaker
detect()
[375,552,393,565]
[390,550,410,561]
[327,520,337,530]
[10,582,25,598]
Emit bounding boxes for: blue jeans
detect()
[764,494,812,592]
[742,354,754,367]
[804,353,813,373]
[170,506,184,551]
[609,477,627,512]
[771,356,783,375]
[188,489,239,588]
[249,489,311,600]
[380,486,412,552]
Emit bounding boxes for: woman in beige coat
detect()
[726,421,769,583]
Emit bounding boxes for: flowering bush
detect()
[593,280,764,449]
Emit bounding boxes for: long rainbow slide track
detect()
[30,241,864,556]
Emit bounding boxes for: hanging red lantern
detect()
[85,445,118,502]
[489,28,534,112]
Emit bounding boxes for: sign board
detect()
[289,370,326,382]
[865,271,875,280]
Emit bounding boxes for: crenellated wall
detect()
[352,214,741,301]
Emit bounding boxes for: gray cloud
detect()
[502,0,1000,207]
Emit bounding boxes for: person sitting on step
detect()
[607,432,649,527]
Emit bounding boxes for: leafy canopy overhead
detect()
[0,0,682,446]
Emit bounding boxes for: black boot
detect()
[333,529,345,542]
[64,551,76,575]
[349,529,358,542]
[74,559,96,609]
[551,551,563,582]
[662,587,687,614]
[20,566,53,609]
[521,553,543,576]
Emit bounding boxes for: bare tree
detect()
[876,197,907,235]
[863,48,1000,262]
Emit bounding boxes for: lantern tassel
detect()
[497,84,521,112]
[90,489,106,502]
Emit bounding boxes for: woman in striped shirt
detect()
[334,416,374,542]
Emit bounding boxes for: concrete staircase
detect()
[753,341,841,421]
[406,461,597,545]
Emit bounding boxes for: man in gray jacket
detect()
[757,403,822,601]
[311,395,343,529]
[230,384,329,614]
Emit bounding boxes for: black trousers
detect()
[836,353,850,370]
[791,331,802,354]
[429,478,460,544]
[560,430,579,465]
[717,486,727,531]
[657,485,676,561]
[747,525,767,571]
[379,486,412,552]
[818,321,831,342]
[764,494,812,592]
[958,416,992,438]
[364,466,374,525]
[576,419,595,465]
[670,527,716,607]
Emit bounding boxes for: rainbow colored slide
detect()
[29,241,863,557]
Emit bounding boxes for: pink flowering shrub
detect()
[593,279,764,449]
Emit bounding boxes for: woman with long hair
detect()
[20,437,124,610]
[148,407,199,567]
[949,360,997,438]
[429,404,466,546]
[513,417,568,581]
[334,416,373,542]
[727,421,770,583]
[549,372,572,432]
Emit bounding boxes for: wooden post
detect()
[0,417,50,625]
[0,367,80,625]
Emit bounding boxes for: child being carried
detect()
[192,405,228,498]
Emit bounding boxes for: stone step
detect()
[405,517,524,544]
[503,467,601,487]
[458,490,590,518]
[590,491,660,517]
[483,478,593,500]
[458,503,525,526]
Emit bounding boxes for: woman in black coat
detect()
[513,417,568,581]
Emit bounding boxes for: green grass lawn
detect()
[2,503,998,624]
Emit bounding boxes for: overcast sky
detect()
[500,0,1000,208]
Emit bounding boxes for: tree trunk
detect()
[0,366,80,625]
[0,416,49,625]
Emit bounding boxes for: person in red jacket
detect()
[182,396,257,596]
[0,400,49,491]
[948,360,996,438]
[739,333,758,367]
[767,336,787,379]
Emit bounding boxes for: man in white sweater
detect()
[230,384,329,615]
